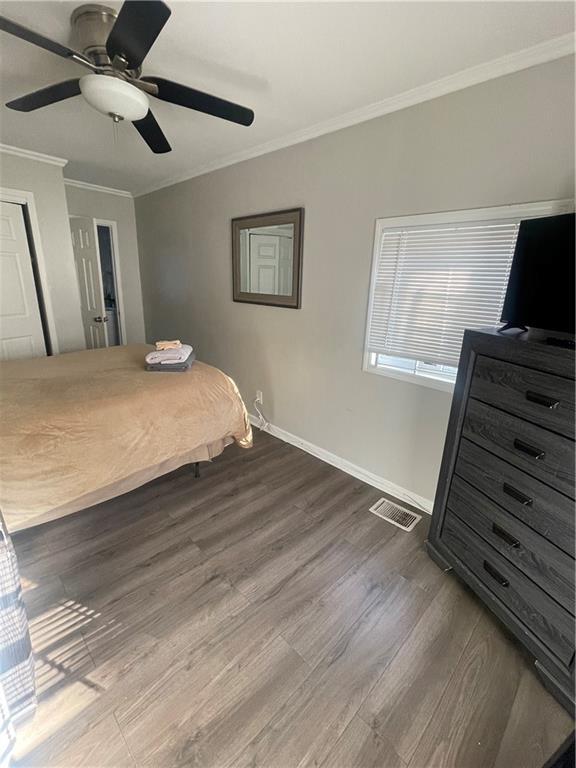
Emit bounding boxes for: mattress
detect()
[0,344,252,532]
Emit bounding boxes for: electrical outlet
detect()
[256,390,263,405]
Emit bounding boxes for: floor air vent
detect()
[369,498,421,532]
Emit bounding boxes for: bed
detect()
[0,344,252,532]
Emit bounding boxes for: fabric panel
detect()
[0,512,35,763]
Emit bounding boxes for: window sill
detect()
[363,363,455,393]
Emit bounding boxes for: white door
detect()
[249,234,280,294]
[0,201,46,360]
[70,217,108,349]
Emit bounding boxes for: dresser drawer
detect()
[470,356,574,438]
[464,399,575,499]
[455,440,574,556]
[448,476,574,612]
[441,511,575,667]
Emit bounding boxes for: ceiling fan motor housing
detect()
[71,4,138,74]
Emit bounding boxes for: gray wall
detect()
[65,185,146,343]
[0,153,85,352]
[136,57,575,502]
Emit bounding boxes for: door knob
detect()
[103,316,109,322]
[93,316,102,323]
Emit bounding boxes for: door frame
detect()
[0,186,59,353]
[93,218,126,345]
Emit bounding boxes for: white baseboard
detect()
[248,414,433,514]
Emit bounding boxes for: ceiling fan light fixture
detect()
[79,74,148,121]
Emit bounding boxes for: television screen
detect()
[500,213,575,334]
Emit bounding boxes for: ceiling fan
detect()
[0,1,255,153]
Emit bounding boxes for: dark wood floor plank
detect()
[59,527,204,598]
[493,668,574,768]
[185,463,339,557]
[229,485,386,603]
[399,545,448,595]
[72,535,204,611]
[319,716,406,768]
[21,576,67,621]
[80,559,250,669]
[166,442,310,521]
[359,577,482,764]
[112,541,366,735]
[12,432,572,768]
[13,657,103,765]
[84,629,162,689]
[408,611,525,768]
[112,593,298,734]
[17,496,203,587]
[121,635,310,768]
[344,512,424,567]
[232,575,429,768]
[280,538,397,667]
[16,714,136,768]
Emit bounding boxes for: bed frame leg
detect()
[193,462,200,479]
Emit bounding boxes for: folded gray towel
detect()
[146,350,196,372]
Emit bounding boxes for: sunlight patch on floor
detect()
[13,598,109,763]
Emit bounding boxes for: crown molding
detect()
[134,33,574,197]
[0,143,68,167]
[64,178,133,198]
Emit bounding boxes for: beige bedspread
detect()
[0,344,252,532]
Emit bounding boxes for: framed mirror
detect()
[232,208,304,308]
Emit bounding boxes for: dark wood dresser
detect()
[427,328,575,712]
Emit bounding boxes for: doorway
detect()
[70,217,124,349]
[96,224,122,346]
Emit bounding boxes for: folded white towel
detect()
[145,344,193,365]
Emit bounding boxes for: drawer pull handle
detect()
[483,560,509,588]
[526,391,560,410]
[513,438,545,461]
[503,483,533,506]
[492,523,520,548]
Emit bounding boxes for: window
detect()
[363,202,571,391]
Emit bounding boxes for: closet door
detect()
[0,201,46,360]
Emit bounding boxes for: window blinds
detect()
[366,219,519,368]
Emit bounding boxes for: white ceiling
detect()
[0,1,573,195]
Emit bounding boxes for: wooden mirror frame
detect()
[232,208,304,308]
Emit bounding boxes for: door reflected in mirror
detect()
[240,223,294,296]
[232,209,303,308]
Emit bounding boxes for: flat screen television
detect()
[500,212,575,335]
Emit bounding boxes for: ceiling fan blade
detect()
[0,16,93,68]
[107,1,171,70]
[142,77,254,126]
[6,79,81,112]
[133,110,171,153]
